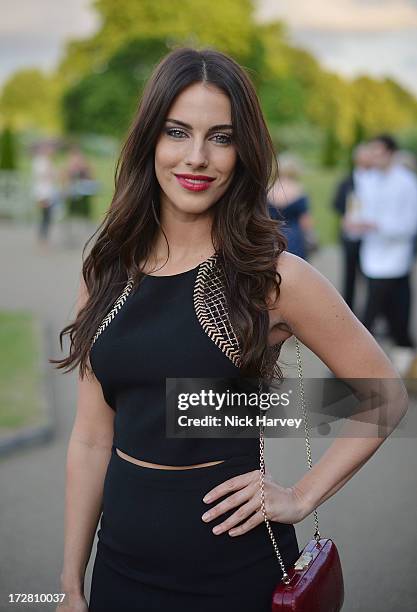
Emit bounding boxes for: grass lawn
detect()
[89,154,118,222]
[0,311,46,432]
[303,166,344,245]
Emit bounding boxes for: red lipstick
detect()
[174,173,215,192]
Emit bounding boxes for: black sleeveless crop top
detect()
[89,254,264,464]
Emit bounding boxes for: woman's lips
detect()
[175,175,214,192]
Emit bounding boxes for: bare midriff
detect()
[115,448,225,470]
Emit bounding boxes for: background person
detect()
[62,144,95,219]
[267,153,317,260]
[394,148,417,260]
[346,134,417,376]
[60,144,97,248]
[332,143,375,312]
[32,141,58,248]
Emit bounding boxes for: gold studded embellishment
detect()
[193,255,283,378]
[193,254,242,369]
[90,276,135,349]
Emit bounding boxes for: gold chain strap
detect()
[258,336,321,584]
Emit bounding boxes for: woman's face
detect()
[155,82,237,217]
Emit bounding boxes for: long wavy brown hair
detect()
[51,46,288,381]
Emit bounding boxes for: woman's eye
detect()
[212,133,232,145]
[165,128,186,138]
[164,128,232,145]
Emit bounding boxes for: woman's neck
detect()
[151,204,215,264]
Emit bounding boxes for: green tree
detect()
[0,125,18,170]
[0,69,62,132]
[352,118,367,146]
[58,0,256,86]
[260,76,306,124]
[62,37,170,136]
[4,0,414,146]
[351,76,413,136]
[322,124,341,168]
[383,78,417,123]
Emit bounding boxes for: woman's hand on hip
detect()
[201,468,309,537]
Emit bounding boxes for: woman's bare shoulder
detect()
[267,252,312,342]
[274,252,323,302]
[270,251,343,332]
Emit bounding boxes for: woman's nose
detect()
[184,139,209,167]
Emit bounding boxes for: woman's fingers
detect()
[201,470,295,537]
[209,495,262,535]
[202,469,259,504]
[202,480,258,522]
[201,470,259,524]
[228,510,264,536]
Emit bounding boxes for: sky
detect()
[0,0,416,94]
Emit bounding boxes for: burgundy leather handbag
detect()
[259,338,345,612]
[270,538,344,611]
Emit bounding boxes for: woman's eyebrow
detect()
[165,118,233,131]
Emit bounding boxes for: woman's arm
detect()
[271,252,409,516]
[58,278,115,605]
[59,384,115,597]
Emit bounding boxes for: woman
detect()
[61,144,97,248]
[32,141,58,248]
[267,153,317,260]
[53,48,407,612]
[62,144,94,219]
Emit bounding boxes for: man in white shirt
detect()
[332,143,376,312]
[343,134,417,376]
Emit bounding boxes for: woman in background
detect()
[268,153,317,260]
[32,141,58,248]
[60,144,97,248]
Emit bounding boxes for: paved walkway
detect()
[0,221,416,611]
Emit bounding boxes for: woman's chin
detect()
[161,197,217,216]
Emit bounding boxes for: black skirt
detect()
[89,446,300,612]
